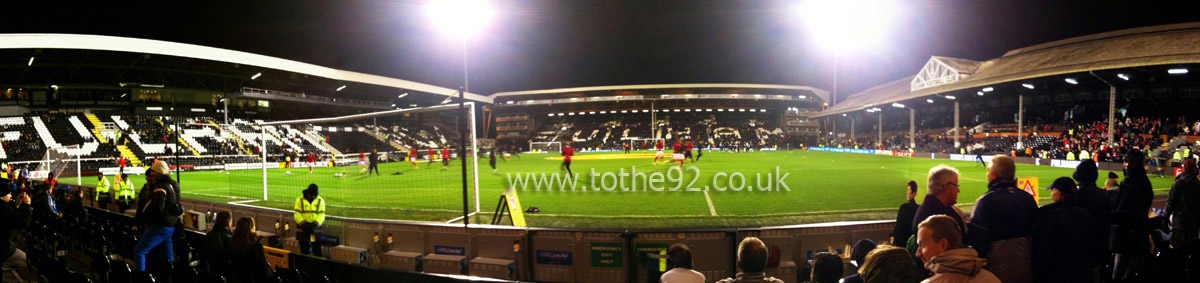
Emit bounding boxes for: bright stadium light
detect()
[945,95,956,100]
[588,111,596,114]
[799,95,807,99]
[673,109,680,112]
[557,113,564,116]
[754,94,762,98]
[718,109,725,112]
[760,109,766,112]
[1117,73,1130,80]
[621,110,628,113]
[731,94,739,97]
[337,85,347,91]
[547,113,554,117]
[892,103,905,108]
[441,97,453,104]
[505,101,514,104]
[982,87,994,92]
[749,109,757,112]
[251,72,262,80]
[684,109,692,112]
[706,109,713,112]
[642,110,650,113]
[568,112,575,116]
[738,109,746,112]
[600,111,607,114]
[796,0,900,51]
[1064,78,1078,84]
[977,91,985,96]
[926,99,934,103]
[1022,83,1035,89]
[842,113,847,116]
[27,57,34,66]
[428,0,494,39]
[1169,68,1189,74]
[399,93,409,98]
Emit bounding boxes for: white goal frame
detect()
[529,141,562,154]
[259,102,482,213]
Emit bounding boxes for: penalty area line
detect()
[703,190,717,216]
[445,212,479,224]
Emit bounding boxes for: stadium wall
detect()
[66,179,1168,283]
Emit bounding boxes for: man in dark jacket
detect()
[31,183,60,219]
[893,180,920,246]
[1032,177,1096,283]
[1,185,33,275]
[914,166,966,235]
[1072,159,1113,263]
[132,161,183,272]
[970,155,1037,283]
[839,238,877,283]
[1166,158,1200,279]
[1111,149,1153,282]
[202,211,233,277]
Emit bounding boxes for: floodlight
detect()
[1169,68,1188,74]
[251,72,262,80]
[428,0,494,39]
[398,93,409,98]
[1022,83,1034,89]
[945,95,956,100]
[1064,78,1078,84]
[892,103,905,108]
[337,85,347,91]
[927,99,934,103]
[797,0,900,50]
[982,87,994,92]
[27,57,34,66]
[1117,74,1130,80]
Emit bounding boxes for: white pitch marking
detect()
[703,189,718,216]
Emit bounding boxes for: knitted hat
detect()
[150,160,170,175]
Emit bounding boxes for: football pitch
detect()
[66,150,1175,229]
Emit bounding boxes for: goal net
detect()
[225,103,482,222]
[37,145,81,181]
[529,141,562,154]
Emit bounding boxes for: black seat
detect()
[132,271,156,283]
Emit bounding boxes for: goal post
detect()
[251,102,482,218]
[37,145,82,185]
[529,141,562,154]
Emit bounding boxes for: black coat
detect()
[970,178,1038,241]
[893,199,918,245]
[1031,197,1096,283]
[31,190,58,218]
[0,201,32,258]
[202,227,233,274]
[1166,173,1200,246]
[230,241,274,282]
[135,175,182,228]
[912,194,964,234]
[1110,169,1153,254]
[1075,184,1113,256]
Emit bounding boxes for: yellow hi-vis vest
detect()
[1067,152,1076,161]
[294,196,326,226]
[95,176,110,201]
[1080,150,1091,160]
[1175,151,1183,161]
[114,179,134,199]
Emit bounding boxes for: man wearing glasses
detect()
[912,165,967,238]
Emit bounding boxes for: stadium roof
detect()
[0,33,491,103]
[491,83,829,103]
[816,22,1200,118]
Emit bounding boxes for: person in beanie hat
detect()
[1110,149,1153,282]
[133,160,183,273]
[294,183,326,256]
[1166,158,1200,279]
[1068,160,1113,272]
[0,181,32,277]
[1031,177,1097,282]
[840,238,878,283]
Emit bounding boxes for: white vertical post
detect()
[909,108,915,149]
[76,150,81,186]
[470,103,480,213]
[954,101,960,148]
[261,127,268,201]
[1108,86,1116,146]
[850,117,855,140]
[1017,95,1024,149]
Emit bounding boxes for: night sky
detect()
[3,0,1198,99]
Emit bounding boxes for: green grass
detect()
[65,150,1175,229]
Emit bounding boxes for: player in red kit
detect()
[561,142,575,176]
[306,153,316,173]
[359,151,367,172]
[623,143,630,154]
[409,148,419,168]
[684,141,694,164]
[427,149,437,169]
[653,139,665,164]
[671,139,684,166]
[441,148,451,170]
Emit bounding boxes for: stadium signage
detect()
[1049,159,1084,169]
[590,243,623,268]
[98,167,148,175]
[949,154,991,163]
[876,150,893,155]
[892,152,914,158]
[911,75,958,91]
[434,245,466,256]
[26,170,50,179]
[808,147,876,154]
[536,250,573,265]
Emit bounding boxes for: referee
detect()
[367,149,380,176]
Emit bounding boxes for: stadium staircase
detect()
[209,121,254,155]
[84,114,108,144]
[116,145,142,167]
[365,127,405,151]
[177,137,201,156]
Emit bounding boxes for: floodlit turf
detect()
[64,150,1176,229]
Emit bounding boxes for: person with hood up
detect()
[839,238,878,283]
[916,215,1000,283]
[1110,149,1153,282]
[1166,158,1200,279]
